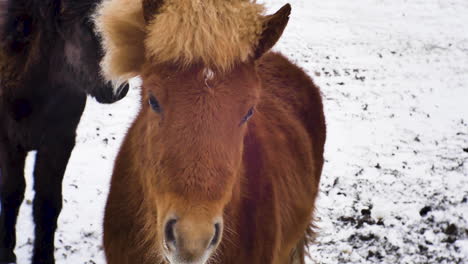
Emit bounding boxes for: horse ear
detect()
[142,0,164,24]
[254,3,291,59]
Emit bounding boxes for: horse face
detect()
[61,5,128,103]
[142,62,260,263]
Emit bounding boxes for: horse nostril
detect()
[164,219,177,250]
[210,223,221,247]
[116,82,129,99]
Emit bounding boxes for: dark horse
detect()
[0,0,128,263]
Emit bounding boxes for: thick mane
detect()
[95,0,147,82]
[145,0,264,71]
[95,0,265,81]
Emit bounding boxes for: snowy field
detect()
[14,0,468,263]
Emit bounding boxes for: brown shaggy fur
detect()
[95,0,264,81]
[100,2,326,264]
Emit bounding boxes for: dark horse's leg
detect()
[31,135,75,264]
[0,139,27,264]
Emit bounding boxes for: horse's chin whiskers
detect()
[207,249,221,264]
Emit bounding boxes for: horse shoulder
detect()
[257,51,326,177]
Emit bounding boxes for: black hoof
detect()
[32,256,55,264]
[32,250,55,264]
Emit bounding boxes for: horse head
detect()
[60,0,129,103]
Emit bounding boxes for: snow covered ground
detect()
[14,0,468,263]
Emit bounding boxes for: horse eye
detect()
[149,94,162,113]
[240,107,254,125]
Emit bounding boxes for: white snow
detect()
[13,0,468,263]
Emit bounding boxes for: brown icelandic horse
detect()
[96,0,326,263]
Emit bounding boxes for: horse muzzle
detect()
[162,216,223,264]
